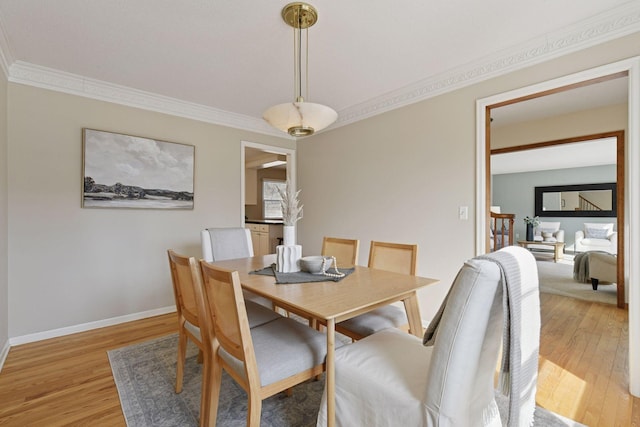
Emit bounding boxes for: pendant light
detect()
[263,2,337,137]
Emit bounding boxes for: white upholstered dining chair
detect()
[201,227,253,261]
[317,246,540,427]
[200,227,273,309]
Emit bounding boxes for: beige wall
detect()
[6,84,292,338]
[297,32,640,321]
[0,69,8,353]
[3,31,639,341]
[298,88,478,320]
[491,103,628,149]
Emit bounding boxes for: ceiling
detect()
[0,1,638,136]
[491,137,618,175]
[245,147,287,170]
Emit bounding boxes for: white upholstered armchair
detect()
[530,221,565,249]
[574,222,617,254]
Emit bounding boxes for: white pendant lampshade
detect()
[263,2,337,137]
[263,101,338,137]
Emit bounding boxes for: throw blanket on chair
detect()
[573,251,611,283]
[424,247,540,427]
[573,252,591,283]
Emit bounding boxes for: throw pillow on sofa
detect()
[586,227,609,239]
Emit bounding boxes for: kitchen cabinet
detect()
[247,223,283,256]
[248,224,269,256]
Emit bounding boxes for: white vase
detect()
[283,225,296,246]
[276,244,302,272]
[278,225,300,272]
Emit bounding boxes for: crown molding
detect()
[332,1,640,129]
[1,3,640,136]
[7,61,289,138]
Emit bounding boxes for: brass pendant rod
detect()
[292,25,296,101]
[297,14,302,101]
[282,2,318,103]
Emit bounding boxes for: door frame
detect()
[475,56,640,396]
[240,141,297,223]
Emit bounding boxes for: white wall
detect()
[6,83,292,339]
[297,31,640,322]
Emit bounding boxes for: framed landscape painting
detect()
[82,129,195,209]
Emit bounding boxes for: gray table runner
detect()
[251,264,355,284]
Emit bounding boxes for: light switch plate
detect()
[459,206,468,220]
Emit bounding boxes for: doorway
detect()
[475,57,640,396]
[489,131,625,308]
[240,141,296,223]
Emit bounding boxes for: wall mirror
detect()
[534,182,616,217]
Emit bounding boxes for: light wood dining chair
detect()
[291,235,360,331]
[321,236,360,268]
[335,240,418,341]
[279,236,360,328]
[168,250,282,426]
[199,260,332,427]
[167,249,205,394]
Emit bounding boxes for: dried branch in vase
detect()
[278,180,303,226]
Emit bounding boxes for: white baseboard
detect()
[8,306,176,347]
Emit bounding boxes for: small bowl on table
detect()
[300,256,333,274]
[541,231,555,242]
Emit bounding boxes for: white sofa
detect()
[574,222,617,254]
[527,221,565,252]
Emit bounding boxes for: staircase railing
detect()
[490,212,515,251]
[578,195,603,211]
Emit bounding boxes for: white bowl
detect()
[300,256,333,274]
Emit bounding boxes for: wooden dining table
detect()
[209,254,439,427]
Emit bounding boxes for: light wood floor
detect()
[0,294,638,426]
[0,314,176,426]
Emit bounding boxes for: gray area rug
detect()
[536,255,616,305]
[109,334,584,426]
